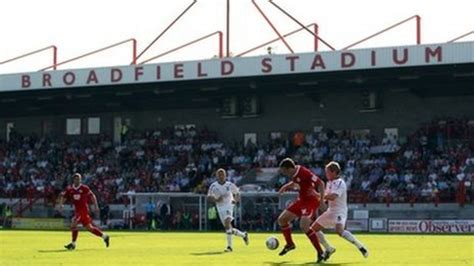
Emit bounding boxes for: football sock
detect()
[281,224,294,246]
[72,229,78,242]
[305,229,323,254]
[226,229,233,248]
[341,230,363,249]
[232,228,245,238]
[316,231,334,250]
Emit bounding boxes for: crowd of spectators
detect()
[284,119,474,204]
[0,127,243,204]
[0,118,472,208]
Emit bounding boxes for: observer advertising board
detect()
[12,218,66,229]
[346,219,368,232]
[388,220,474,234]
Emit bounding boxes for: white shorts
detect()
[315,210,347,229]
[217,205,234,224]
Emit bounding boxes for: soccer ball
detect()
[265,236,279,250]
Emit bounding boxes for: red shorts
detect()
[287,198,320,218]
[72,212,92,227]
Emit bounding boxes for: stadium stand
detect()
[1,118,472,209]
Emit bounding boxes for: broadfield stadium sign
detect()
[0,42,472,92]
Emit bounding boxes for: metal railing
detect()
[342,15,421,50]
[252,0,294,53]
[40,38,137,71]
[447,30,474,43]
[139,31,223,64]
[135,0,197,62]
[0,45,57,70]
[236,23,319,57]
[268,0,336,51]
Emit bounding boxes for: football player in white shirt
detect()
[311,161,369,261]
[207,168,249,252]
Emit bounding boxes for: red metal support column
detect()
[131,39,137,65]
[135,0,197,63]
[252,0,294,53]
[218,31,224,58]
[314,24,319,52]
[52,46,58,70]
[416,15,421,44]
[226,0,230,57]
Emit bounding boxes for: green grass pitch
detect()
[0,230,473,265]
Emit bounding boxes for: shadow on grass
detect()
[263,261,362,266]
[324,261,363,266]
[319,262,363,266]
[262,261,291,266]
[38,249,97,253]
[104,234,134,238]
[190,251,226,256]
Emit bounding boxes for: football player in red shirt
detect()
[59,173,110,250]
[277,158,326,263]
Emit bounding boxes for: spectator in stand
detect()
[100,203,110,227]
[208,206,218,231]
[145,198,156,230]
[3,204,13,228]
[160,201,171,230]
